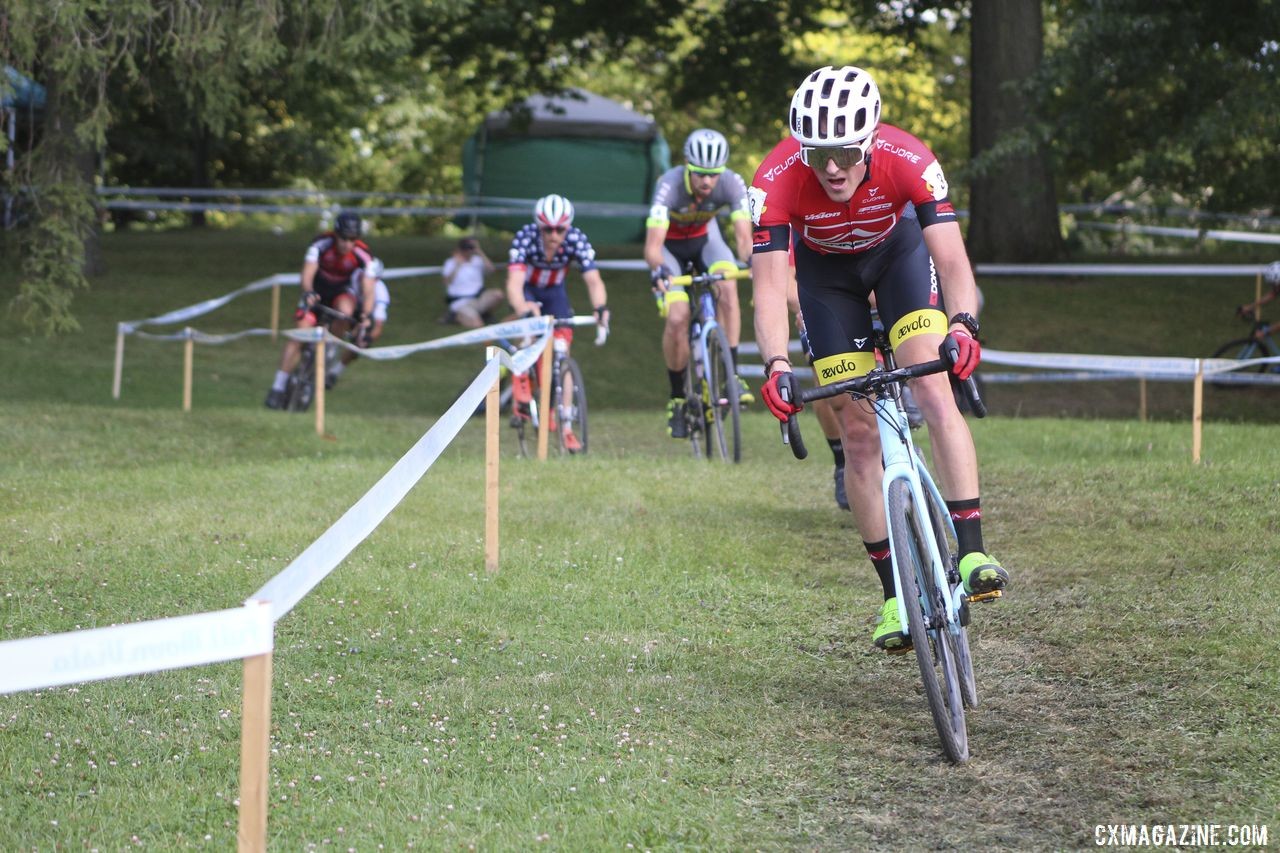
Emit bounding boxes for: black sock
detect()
[668,370,685,399]
[947,498,984,557]
[828,437,845,469]
[865,538,895,600]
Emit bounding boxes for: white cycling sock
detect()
[272,370,289,392]
[329,361,346,378]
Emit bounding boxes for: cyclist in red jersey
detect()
[264,210,378,409]
[750,66,1008,652]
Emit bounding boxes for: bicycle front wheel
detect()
[918,467,978,710]
[285,346,316,412]
[557,356,588,455]
[683,357,706,460]
[888,479,969,763]
[704,325,741,463]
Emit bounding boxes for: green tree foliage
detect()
[2,0,412,334]
[1038,0,1280,211]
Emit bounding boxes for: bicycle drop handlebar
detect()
[780,359,987,460]
[666,267,752,287]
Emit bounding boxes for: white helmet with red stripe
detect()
[789,65,881,147]
[534,194,575,228]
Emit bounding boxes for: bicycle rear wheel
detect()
[285,346,316,412]
[704,325,741,463]
[557,356,588,455]
[888,479,969,763]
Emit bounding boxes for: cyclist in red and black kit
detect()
[264,210,378,409]
[750,66,1009,652]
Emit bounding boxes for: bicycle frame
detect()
[874,374,962,645]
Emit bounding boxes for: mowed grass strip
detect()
[2,404,1277,848]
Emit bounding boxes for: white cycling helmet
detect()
[533,194,575,228]
[683,129,730,171]
[789,66,881,147]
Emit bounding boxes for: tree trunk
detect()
[190,123,210,228]
[967,0,1062,262]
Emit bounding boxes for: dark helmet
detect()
[334,211,362,240]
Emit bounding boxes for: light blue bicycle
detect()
[780,329,992,763]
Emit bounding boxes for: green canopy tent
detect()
[462,89,669,244]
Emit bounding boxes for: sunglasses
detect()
[800,141,873,169]
[686,165,725,176]
[539,225,568,234]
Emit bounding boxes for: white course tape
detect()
[249,328,552,623]
[121,274,289,332]
[0,602,273,695]
[973,263,1267,277]
[1073,222,1280,246]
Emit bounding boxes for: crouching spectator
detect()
[441,236,505,328]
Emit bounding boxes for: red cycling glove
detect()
[762,371,804,423]
[940,330,980,380]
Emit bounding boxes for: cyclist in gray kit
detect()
[646,128,755,437]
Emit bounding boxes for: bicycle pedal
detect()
[967,589,1003,603]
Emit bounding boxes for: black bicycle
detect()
[283,304,362,412]
[665,268,748,463]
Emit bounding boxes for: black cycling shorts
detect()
[794,217,947,382]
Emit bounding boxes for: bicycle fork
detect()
[879,399,957,642]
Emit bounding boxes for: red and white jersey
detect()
[748,125,957,255]
[304,234,381,284]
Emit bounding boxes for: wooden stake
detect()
[1138,377,1147,423]
[237,650,273,853]
[1255,272,1264,323]
[113,325,125,400]
[536,341,553,461]
[183,330,194,412]
[1192,360,1204,464]
[485,348,500,574]
[270,284,281,340]
[314,337,326,436]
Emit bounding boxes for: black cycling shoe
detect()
[833,466,849,511]
[264,388,286,410]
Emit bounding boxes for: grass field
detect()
[1,229,1278,849]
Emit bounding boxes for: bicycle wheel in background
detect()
[557,356,588,455]
[1209,338,1268,387]
[704,325,741,463]
[285,345,316,412]
[888,479,969,763]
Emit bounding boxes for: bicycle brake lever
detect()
[778,382,808,459]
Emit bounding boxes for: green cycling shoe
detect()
[872,598,910,652]
[958,552,1009,597]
